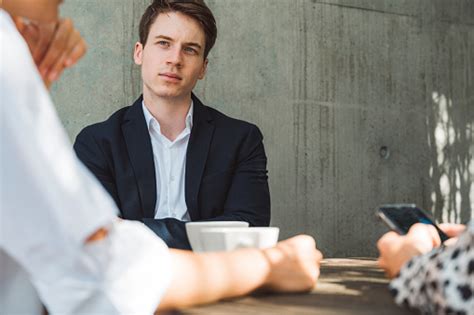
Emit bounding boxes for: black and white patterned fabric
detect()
[390,221,474,315]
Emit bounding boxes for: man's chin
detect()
[148,87,190,100]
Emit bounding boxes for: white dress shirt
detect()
[0,10,172,314]
[142,102,192,221]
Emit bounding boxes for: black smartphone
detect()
[377,204,450,243]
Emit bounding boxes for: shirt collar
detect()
[142,100,194,132]
[185,102,194,130]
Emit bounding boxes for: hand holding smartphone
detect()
[377,204,450,243]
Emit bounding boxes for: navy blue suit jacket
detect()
[74,94,270,249]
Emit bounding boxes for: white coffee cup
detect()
[185,221,249,252]
[199,227,279,252]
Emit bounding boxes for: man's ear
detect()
[134,42,144,65]
[198,58,208,80]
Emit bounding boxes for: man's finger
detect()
[32,22,56,65]
[64,36,87,68]
[46,54,66,83]
[14,17,41,55]
[46,27,78,82]
[39,18,73,76]
[19,24,40,53]
[44,78,52,90]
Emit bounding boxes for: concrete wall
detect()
[52,0,473,257]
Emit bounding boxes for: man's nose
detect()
[166,47,183,67]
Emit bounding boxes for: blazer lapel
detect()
[185,95,215,220]
[122,96,156,218]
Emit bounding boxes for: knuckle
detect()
[80,41,88,54]
[376,238,385,250]
[52,62,64,72]
[411,223,425,231]
[63,18,73,29]
[45,54,60,67]
[72,31,82,44]
[377,258,386,269]
[377,232,396,249]
[299,234,316,247]
[306,272,318,288]
[315,249,323,261]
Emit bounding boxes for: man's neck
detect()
[143,90,192,142]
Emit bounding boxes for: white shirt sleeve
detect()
[0,10,173,314]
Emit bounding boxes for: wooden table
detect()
[171,258,413,315]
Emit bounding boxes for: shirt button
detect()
[170,175,175,182]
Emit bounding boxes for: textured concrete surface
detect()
[52,0,473,257]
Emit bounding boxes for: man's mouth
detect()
[159,72,182,80]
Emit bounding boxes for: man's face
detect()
[134,12,208,101]
[3,0,62,22]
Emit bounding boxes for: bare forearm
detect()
[158,248,270,310]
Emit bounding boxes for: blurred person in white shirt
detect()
[0,0,323,314]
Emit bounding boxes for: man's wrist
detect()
[260,246,282,290]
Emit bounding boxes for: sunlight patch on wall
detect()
[429,92,473,223]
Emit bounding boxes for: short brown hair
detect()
[139,0,217,58]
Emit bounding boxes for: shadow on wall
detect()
[427,91,473,224]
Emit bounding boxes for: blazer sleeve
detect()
[207,124,271,226]
[73,128,121,208]
[74,128,192,249]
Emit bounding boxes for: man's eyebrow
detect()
[154,35,173,41]
[185,42,202,50]
[154,35,202,50]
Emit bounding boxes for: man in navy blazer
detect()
[74,1,270,249]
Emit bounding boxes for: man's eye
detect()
[157,41,170,47]
[184,47,197,54]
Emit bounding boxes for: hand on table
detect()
[13,16,87,88]
[377,223,466,278]
[262,235,323,292]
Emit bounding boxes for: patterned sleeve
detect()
[389,221,474,314]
